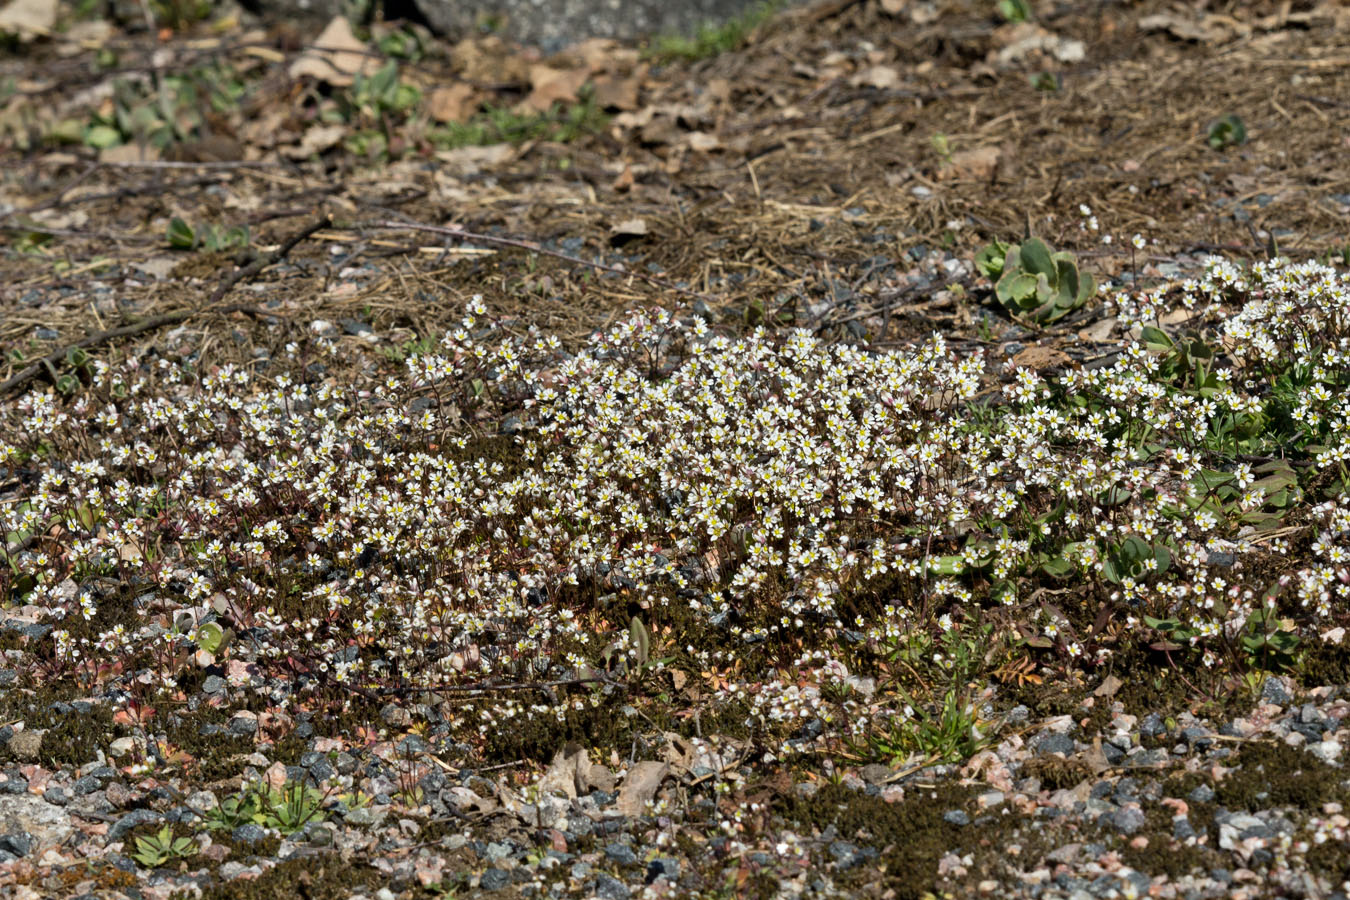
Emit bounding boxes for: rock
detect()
[228,713,258,737]
[859,764,894,785]
[1106,807,1147,835]
[231,824,267,845]
[380,703,412,728]
[480,867,511,891]
[646,857,680,882]
[108,808,162,842]
[1139,713,1166,738]
[0,831,34,858]
[605,842,639,866]
[593,872,630,900]
[1308,739,1343,763]
[1037,733,1076,756]
[1188,784,1215,804]
[6,730,42,761]
[943,810,971,826]
[108,739,138,761]
[1261,677,1293,707]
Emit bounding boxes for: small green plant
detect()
[863,684,992,766]
[975,236,1096,325]
[132,825,196,868]
[204,779,326,833]
[427,91,608,151]
[166,217,250,253]
[1029,71,1060,92]
[1206,113,1247,150]
[647,1,783,62]
[997,0,1033,23]
[930,132,953,166]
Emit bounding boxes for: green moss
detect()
[174,854,380,900]
[778,782,977,900]
[0,689,115,767]
[1213,740,1350,812]
[1295,638,1350,688]
[1115,803,1215,878]
[1020,754,1091,791]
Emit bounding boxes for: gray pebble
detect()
[231,824,267,845]
[479,868,511,891]
[1106,807,1147,835]
[1261,676,1293,706]
[1037,733,1077,756]
[605,843,639,866]
[108,808,162,842]
[593,872,630,900]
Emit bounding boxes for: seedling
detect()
[132,825,196,868]
[1206,113,1247,150]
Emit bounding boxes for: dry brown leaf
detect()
[433,143,516,176]
[0,0,56,39]
[288,16,379,87]
[849,65,902,90]
[684,131,721,153]
[453,36,529,85]
[938,145,1001,181]
[1011,345,1071,371]
[99,143,160,164]
[1139,12,1250,44]
[427,83,479,123]
[615,760,669,817]
[592,74,640,111]
[609,218,648,244]
[523,64,590,113]
[283,124,347,160]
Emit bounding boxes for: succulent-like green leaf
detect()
[1018,238,1055,276]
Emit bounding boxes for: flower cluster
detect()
[2,255,1349,757]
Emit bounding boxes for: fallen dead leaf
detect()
[0,0,55,39]
[938,145,1001,181]
[592,74,641,111]
[609,217,648,246]
[99,143,160,165]
[1011,346,1072,370]
[523,64,590,113]
[453,36,529,86]
[288,16,379,87]
[1139,12,1250,44]
[615,760,669,816]
[684,131,721,153]
[849,65,902,90]
[283,123,347,160]
[427,83,480,123]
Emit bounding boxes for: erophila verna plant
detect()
[2,256,1350,765]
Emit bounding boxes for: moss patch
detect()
[176,854,380,900]
[778,782,978,900]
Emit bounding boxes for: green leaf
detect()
[629,617,650,668]
[166,217,196,250]
[84,124,122,149]
[974,241,1008,279]
[1140,326,1172,351]
[196,621,226,655]
[996,271,1038,304]
[1018,238,1055,276]
[1039,555,1073,577]
[928,555,964,575]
